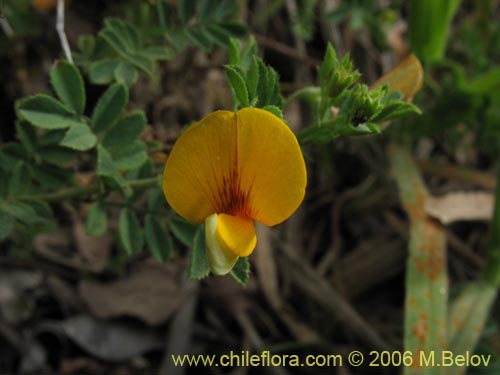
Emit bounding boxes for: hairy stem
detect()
[19,176,160,203]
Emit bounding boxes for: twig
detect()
[253,0,286,27]
[285,0,311,83]
[333,236,406,299]
[160,282,199,375]
[56,0,73,63]
[254,34,321,67]
[384,210,484,270]
[0,10,14,38]
[16,176,160,203]
[318,174,377,276]
[255,224,319,342]
[277,242,393,351]
[318,0,345,57]
[235,310,289,375]
[419,160,496,190]
[0,319,23,351]
[446,230,484,269]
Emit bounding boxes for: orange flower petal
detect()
[235,108,307,226]
[163,110,236,223]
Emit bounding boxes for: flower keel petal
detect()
[205,213,239,275]
[216,214,256,257]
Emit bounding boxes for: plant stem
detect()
[19,176,160,203]
[418,160,496,189]
[56,0,73,63]
[483,165,500,287]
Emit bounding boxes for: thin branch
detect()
[17,176,160,203]
[254,33,321,67]
[277,241,393,351]
[285,0,311,83]
[0,11,14,38]
[56,0,73,63]
[419,160,496,190]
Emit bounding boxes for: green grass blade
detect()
[409,0,461,63]
[389,144,448,375]
[484,166,500,287]
[446,281,496,375]
[440,166,500,374]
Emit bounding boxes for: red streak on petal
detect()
[213,119,252,218]
[215,166,252,217]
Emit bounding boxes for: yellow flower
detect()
[163,108,307,275]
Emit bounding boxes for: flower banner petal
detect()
[235,108,307,226]
[163,111,236,223]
